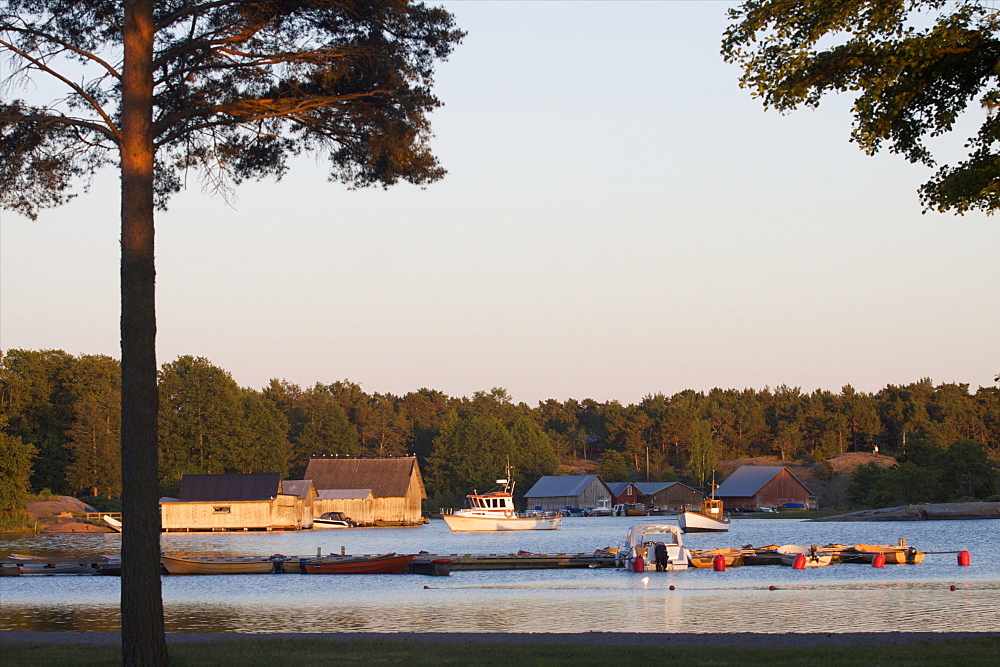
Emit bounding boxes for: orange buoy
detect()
[958,551,971,566]
[713,554,726,571]
[792,554,806,570]
[950,585,957,591]
[769,585,776,590]
[872,553,886,568]
[633,555,645,573]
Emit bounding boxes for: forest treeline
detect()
[1,349,998,508]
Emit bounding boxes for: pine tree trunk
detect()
[120,0,167,664]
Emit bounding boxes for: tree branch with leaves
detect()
[722,0,1000,215]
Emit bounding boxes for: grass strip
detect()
[4,636,998,666]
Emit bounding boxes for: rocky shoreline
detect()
[810,501,1000,522]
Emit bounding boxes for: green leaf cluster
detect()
[723,0,1000,214]
[847,437,997,505]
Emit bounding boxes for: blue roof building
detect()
[523,474,614,511]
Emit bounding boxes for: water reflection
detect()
[3,518,998,634]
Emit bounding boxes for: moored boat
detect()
[777,544,833,567]
[300,553,415,574]
[102,515,122,532]
[688,547,744,568]
[848,543,926,565]
[161,554,284,575]
[620,524,691,571]
[312,511,357,529]
[733,544,785,566]
[677,478,730,533]
[443,467,561,532]
[6,554,98,575]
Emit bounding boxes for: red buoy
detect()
[769,585,776,590]
[668,585,675,590]
[872,553,886,568]
[792,554,807,570]
[950,585,957,591]
[713,555,726,571]
[958,551,971,566]
[633,555,645,573]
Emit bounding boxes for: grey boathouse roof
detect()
[714,466,810,497]
[524,474,602,498]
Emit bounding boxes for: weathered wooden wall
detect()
[647,486,702,511]
[160,495,308,531]
[526,479,611,512]
[313,498,375,525]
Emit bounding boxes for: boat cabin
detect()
[701,498,724,516]
[468,492,515,511]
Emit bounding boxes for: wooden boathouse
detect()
[714,465,816,510]
[160,473,310,532]
[634,481,703,511]
[304,456,427,526]
[522,474,614,512]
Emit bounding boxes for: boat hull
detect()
[776,545,833,567]
[442,514,561,532]
[161,555,278,575]
[688,548,744,568]
[849,544,926,564]
[677,511,730,533]
[311,521,353,529]
[301,553,415,574]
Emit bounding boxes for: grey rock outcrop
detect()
[811,502,1000,522]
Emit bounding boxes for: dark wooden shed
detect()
[714,465,815,510]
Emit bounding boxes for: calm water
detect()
[2,517,998,634]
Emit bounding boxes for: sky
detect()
[1,1,997,406]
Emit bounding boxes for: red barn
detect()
[714,466,815,510]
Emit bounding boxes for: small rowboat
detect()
[301,553,416,574]
[740,544,785,566]
[777,544,833,567]
[688,548,744,568]
[161,554,284,575]
[850,544,926,565]
[6,554,97,575]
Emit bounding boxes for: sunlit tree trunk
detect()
[119,0,167,664]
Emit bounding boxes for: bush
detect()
[79,496,122,512]
[0,510,34,532]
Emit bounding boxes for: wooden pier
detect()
[427,552,618,570]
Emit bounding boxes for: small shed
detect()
[522,475,614,512]
[160,473,306,532]
[281,479,317,528]
[314,489,376,526]
[714,465,815,510]
[304,457,427,525]
[606,482,642,506]
[634,482,702,511]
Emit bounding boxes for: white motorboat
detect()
[677,477,730,533]
[677,498,731,533]
[619,524,691,572]
[102,515,122,532]
[443,468,561,532]
[312,511,357,529]
[590,498,614,517]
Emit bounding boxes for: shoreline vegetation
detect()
[2,632,998,665]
